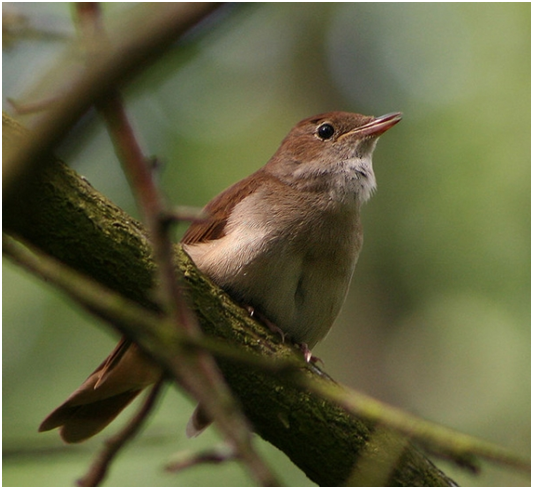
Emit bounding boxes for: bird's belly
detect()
[185,233,358,348]
[253,251,355,347]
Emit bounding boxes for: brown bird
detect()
[39,111,402,442]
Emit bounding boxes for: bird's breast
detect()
[184,188,363,347]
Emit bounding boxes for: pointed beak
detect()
[351,112,402,138]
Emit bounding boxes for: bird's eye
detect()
[317,123,335,140]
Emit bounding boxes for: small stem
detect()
[78,381,165,487]
[165,445,236,473]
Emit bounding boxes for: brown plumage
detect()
[38,340,160,443]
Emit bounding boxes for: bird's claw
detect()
[299,343,323,364]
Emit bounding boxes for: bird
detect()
[39,110,402,443]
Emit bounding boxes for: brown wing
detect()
[181,169,269,245]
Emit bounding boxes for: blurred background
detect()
[3,3,530,486]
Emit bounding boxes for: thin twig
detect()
[7,96,59,114]
[165,445,236,473]
[3,6,71,47]
[162,206,209,226]
[77,381,165,487]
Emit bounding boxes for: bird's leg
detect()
[245,307,323,364]
[298,343,323,365]
[246,305,286,342]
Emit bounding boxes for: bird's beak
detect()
[349,112,403,138]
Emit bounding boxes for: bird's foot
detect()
[245,307,323,365]
[298,342,323,365]
[246,306,286,342]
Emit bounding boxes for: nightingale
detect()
[39,111,402,443]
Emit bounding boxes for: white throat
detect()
[292,154,376,204]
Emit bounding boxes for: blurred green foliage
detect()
[3,3,530,486]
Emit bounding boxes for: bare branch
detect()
[165,446,236,473]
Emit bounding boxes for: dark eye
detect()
[317,123,335,140]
